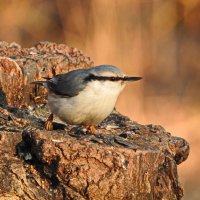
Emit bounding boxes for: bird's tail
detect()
[31,81,47,87]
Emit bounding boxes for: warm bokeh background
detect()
[0,0,199,199]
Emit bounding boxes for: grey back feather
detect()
[47,69,90,97]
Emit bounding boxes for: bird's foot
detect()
[87,125,95,134]
[44,113,54,131]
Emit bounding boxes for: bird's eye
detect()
[111,77,115,81]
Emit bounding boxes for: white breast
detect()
[48,80,125,125]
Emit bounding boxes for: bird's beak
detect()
[123,76,142,81]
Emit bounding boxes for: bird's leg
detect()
[87,125,95,134]
[44,113,54,131]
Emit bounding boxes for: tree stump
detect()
[0,42,189,200]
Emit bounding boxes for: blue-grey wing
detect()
[47,69,89,97]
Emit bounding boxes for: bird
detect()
[32,65,142,134]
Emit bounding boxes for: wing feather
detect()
[47,69,89,97]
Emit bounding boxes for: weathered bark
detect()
[0,42,189,200]
[0,41,93,108]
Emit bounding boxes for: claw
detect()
[44,113,54,131]
[87,125,95,134]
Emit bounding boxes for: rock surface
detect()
[0,42,189,200]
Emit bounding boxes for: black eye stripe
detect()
[85,74,124,82]
[85,74,142,82]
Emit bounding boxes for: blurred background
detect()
[0,0,199,199]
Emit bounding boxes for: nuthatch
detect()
[32,65,142,134]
